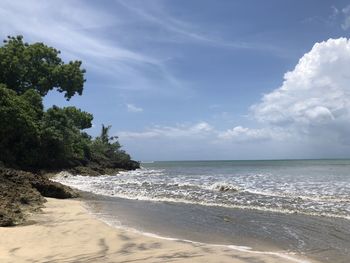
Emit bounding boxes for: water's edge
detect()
[80,191,350,263]
[80,191,315,263]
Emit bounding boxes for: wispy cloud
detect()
[118,121,287,144]
[126,103,143,113]
[0,1,157,64]
[341,5,350,30]
[119,122,213,139]
[117,0,287,55]
[328,4,350,31]
[330,6,339,20]
[0,0,184,94]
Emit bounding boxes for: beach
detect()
[1,3,349,263]
[1,160,349,263]
[0,198,315,263]
[52,160,350,263]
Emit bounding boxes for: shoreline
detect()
[0,198,317,263]
[83,193,350,263]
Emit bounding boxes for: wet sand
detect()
[84,193,350,263]
[0,198,315,263]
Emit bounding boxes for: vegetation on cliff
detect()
[0,35,139,172]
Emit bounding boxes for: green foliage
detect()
[90,125,121,161]
[40,106,92,168]
[0,35,139,171]
[0,86,42,168]
[62,107,93,130]
[0,35,85,100]
[89,125,139,170]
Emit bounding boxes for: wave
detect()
[53,171,350,221]
[55,171,350,203]
[207,182,242,192]
[243,189,350,203]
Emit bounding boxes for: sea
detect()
[54,159,350,263]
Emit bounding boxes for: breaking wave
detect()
[53,166,350,220]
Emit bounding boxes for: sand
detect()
[0,198,318,263]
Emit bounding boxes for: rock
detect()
[0,169,45,226]
[31,180,79,199]
[0,168,78,227]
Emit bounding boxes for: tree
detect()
[0,35,85,99]
[100,125,111,144]
[0,85,43,168]
[40,106,93,168]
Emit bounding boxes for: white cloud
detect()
[251,38,350,143]
[218,126,288,142]
[127,103,143,113]
[253,38,350,125]
[119,122,213,139]
[119,121,288,143]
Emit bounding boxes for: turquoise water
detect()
[56,159,350,219]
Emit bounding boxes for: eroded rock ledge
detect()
[0,168,78,226]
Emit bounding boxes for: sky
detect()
[1,0,350,161]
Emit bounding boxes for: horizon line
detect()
[139,158,350,163]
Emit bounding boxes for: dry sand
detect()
[0,198,318,263]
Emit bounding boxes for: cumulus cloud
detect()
[253,38,350,129]
[245,37,350,146]
[127,103,143,113]
[119,122,213,139]
[219,38,350,144]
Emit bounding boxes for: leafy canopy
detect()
[0,35,85,99]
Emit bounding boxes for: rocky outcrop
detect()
[0,168,78,226]
[30,176,79,199]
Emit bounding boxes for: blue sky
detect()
[2,0,350,160]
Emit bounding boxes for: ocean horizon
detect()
[141,158,350,162]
